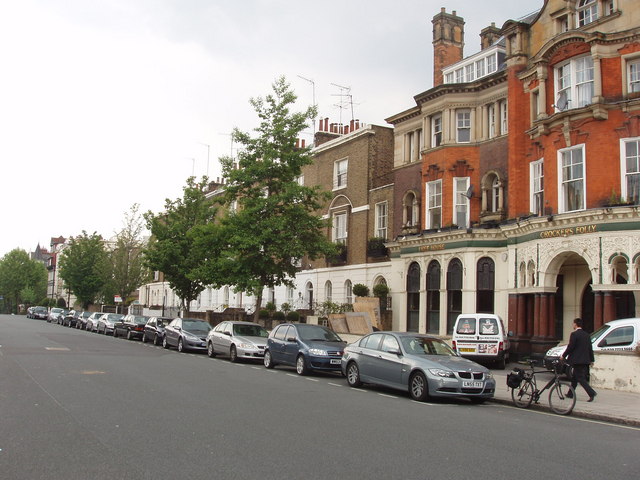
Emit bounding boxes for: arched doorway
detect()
[447,258,463,334]
[407,262,421,332]
[426,261,441,333]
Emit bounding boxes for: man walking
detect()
[562,318,597,402]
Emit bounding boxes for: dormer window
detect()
[577,0,598,27]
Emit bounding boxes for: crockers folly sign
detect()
[539,224,597,239]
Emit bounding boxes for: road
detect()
[0,314,638,480]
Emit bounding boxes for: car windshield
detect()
[296,324,343,342]
[35,307,47,312]
[52,308,63,313]
[590,324,610,342]
[401,336,457,356]
[134,316,149,323]
[183,320,211,333]
[233,324,268,337]
[109,314,124,320]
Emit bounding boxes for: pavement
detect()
[491,364,640,427]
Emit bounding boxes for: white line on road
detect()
[378,394,399,399]
[328,383,343,387]
[306,378,319,382]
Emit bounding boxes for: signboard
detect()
[114,295,123,303]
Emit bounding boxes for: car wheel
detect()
[113,328,118,338]
[346,362,362,387]
[295,354,309,376]
[178,338,184,353]
[230,345,238,363]
[163,336,169,349]
[207,342,216,358]
[409,371,430,402]
[154,334,160,346]
[127,330,133,340]
[141,332,147,343]
[495,355,506,370]
[264,350,275,369]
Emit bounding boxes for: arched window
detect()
[527,261,536,287]
[325,280,333,302]
[403,191,420,229]
[519,262,526,288]
[426,261,441,333]
[305,282,314,310]
[223,286,230,307]
[577,0,598,27]
[447,259,463,333]
[481,171,504,217]
[407,262,421,332]
[611,256,629,284]
[477,257,495,313]
[345,280,353,304]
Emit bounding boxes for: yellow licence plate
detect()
[459,347,475,352]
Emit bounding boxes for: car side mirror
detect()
[286,337,297,342]
[387,348,402,356]
[224,331,231,336]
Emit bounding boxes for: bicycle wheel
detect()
[548,383,576,415]
[511,380,535,408]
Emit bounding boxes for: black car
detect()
[163,318,212,352]
[63,310,82,328]
[31,306,49,320]
[113,314,150,340]
[142,316,172,345]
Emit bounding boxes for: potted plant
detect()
[367,237,388,257]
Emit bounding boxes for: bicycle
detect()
[507,359,576,415]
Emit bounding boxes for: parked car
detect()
[451,313,510,369]
[113,314,150,340]
[96,313,124,335]
[32,306,49,320]
[206,321,269,362]
[76,311,92,329]
[26,306,35,318]
[142,316,172,345]
[263,323,346,375]
[544,317,640,373]
[63,310,82,328]
[163,318,212,352]
[47,307,65,323]
[86,312,105,332]
[341,332,496,403]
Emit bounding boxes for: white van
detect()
[452,314,510,369]
[544,317,640,369]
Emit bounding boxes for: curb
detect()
[488,396,640,428]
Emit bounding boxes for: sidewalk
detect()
[490,365,640,427]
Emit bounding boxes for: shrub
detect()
[373,283,390,298]
[352,284,370,297]
[265,301,277,314]
[258,309,270,319]
[286,311,300,322]
[280,302,292,316]
[273,311,285,321]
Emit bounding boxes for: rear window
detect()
[479,317,499,335]
[456,318,476,335]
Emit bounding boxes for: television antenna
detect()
[331,83,357,130]
[461,185,474,199]
[552,91,569,112]
[297,74,317,136]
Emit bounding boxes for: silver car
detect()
[86,312,104,332]
[96,313,124,335]
[341,332,496,403]
[206,321,269,362]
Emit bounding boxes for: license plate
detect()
[459,347,475,353]
[330,359,341,365]
[462,381,483,388]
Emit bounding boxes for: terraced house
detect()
[386,0,640,357]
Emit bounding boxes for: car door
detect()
[366,334,404,387]
[281,326,300,366]
[268,325,288,363]
[167,318,181,346]
[596,324,636,352]
[216,323,232,352]
[353,333,384,380]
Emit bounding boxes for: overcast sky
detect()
[0,0,541,257]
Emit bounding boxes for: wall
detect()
[591,351,640,393]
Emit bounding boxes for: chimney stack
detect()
[480,22,502,50]
[432,8,465,87]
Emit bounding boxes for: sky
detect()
[0,0,541,257]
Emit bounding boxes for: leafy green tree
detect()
[110,204,149,306]
[0,249,47,313]
[195,77,335,321]
[144,177,218,315]
[58,232,109,309]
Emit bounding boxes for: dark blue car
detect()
[263,323,346,375]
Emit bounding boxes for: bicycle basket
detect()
[506,368,524,388]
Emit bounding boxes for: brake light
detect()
[498,341,504,352]
[452,340,457,350]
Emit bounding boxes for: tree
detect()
[0,249,47,313]
[110,204,149,306]
[144,177,218,315]
[58,232,109,309]
[194,77,335,321]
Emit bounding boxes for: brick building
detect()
[386,0,640,357]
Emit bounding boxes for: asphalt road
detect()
[1,314,638,480]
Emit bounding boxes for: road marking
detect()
[306,378,319,382]
[378,393,399,399]
[45,347,70,351]
[328,383,343,387]
[286,373,298,378]
[251,366,262,370]
[350,388,367,393]
[81,371,106,375]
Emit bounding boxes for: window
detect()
[445,72,454,84]
[380,335,400,353]
[487,53,497,73]
[530,159,544,215]
[556,56,594,110]
[454,177,470,227]
[629,60,640,93]
[345,280,353,304]
[455,68,464,83]
[334,158,348,189]
[475,59,485,78]
[333,212,347,244]
[432,114,442,147]
[325,281,332,302]
[559,146,585,212]
[426,180,442,229]
[375,202,388,240]
[500,101,508,134]
[404,132,414,163]
[598,326,635,347]
[456,109,471,143]
[577,0,598,27]
[403,191,419,228]
[490,177,500,212]
[488,104,496,138]
[621,138,640,204]
[465,64,475,82]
